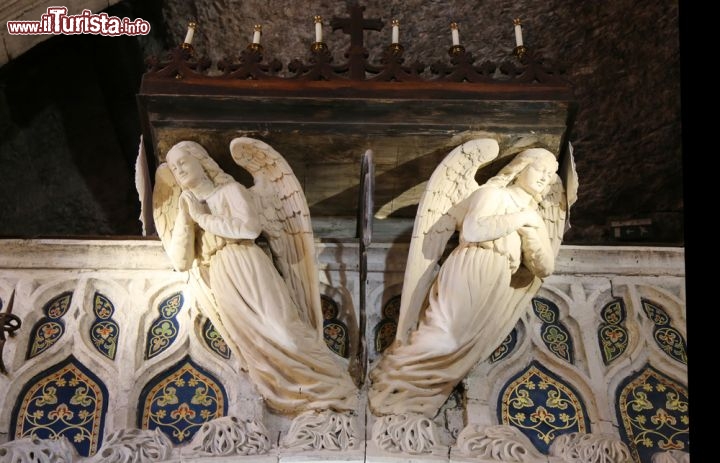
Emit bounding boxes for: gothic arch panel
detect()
[10,355,109,457]
[615,365,689,463]
[137,356,228,445]
[497,360,591,455]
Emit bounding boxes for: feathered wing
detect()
[152,163,181,252]
[541,142,579,257]
[394,138,500,344]
[540,175,568,257]
[229,137,324,335]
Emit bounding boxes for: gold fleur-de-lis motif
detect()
[665,391,688,412]
[34,385,58,406]
[70,386,93,407]
[156,386,179,406]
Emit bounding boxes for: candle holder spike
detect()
[366,43,424,81]
[431,47,496,83]
[450,44,466,56]
[218,44,282,80]
[145,45,211,80]
[513,45,528,60]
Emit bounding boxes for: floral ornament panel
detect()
[138,356,227,445]
[202,318,231,359]
[598,298,629,365]
[498,361,590,454]
[90,292,119,360]
[26,291,73,359]
[321,295,349,358]
[145,292,184,360]
[11,355,108,457]
[616,365,689,463]
[490,328,519,363]
[532,298,574,364]
[374,295,401,353]
[641,299,687,365]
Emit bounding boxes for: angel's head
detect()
[166,141,234,191]
[488,148,558,201]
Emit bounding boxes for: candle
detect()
[252,24,261,44]
[314,15,323,42]
[513,18,523,47]
[391,19,399,44]
[183,21,196,45]
[450,22,460,46]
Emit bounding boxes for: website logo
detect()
[7,7,151,36]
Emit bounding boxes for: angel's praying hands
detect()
[153,138,359,451]
[367,140,575,454]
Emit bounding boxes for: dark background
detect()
[0,0,683,245]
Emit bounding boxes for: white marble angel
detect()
[152,138,359,448]
[367,139,577,453]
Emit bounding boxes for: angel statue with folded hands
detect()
[367,138,577,454]
[152,137,360,452]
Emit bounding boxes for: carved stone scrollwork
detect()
[549,432,633,463]
[371,413,442,455]
[454,424,545,462]
[0,436,77,463]
[652,450,690,463]
[184,416,271,456]
[282,410,360,451]
[91,428,172,463]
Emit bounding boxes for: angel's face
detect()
[167,148,209,190]
[516,161,553,196]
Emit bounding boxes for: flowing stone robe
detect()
[167,181,358,415]
[368,184,554,418]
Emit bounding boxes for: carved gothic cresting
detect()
[151,137,359,450]
[367,138,578,453]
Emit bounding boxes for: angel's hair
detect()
[485,148,558,200]
[167,141,235,187]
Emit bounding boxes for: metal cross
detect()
[331,3,383,79]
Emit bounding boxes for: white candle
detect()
[391,19,399,44]
[450,22,460,46]
[314,15,323,42]
[183,21,196,45]
[252,24,261,44]
[513,18,523,47]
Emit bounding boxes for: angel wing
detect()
[152,163,182,254]
[540,175,568,257]
[540,141,579,257]
[229,137,324,335]
[394,138,500,344]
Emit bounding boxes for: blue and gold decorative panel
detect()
[145,292,184,360]
[11,356,108,457]
[616,365,689,463]
[490,328,519,363]
[498,361,590,454]
[321,295,349,358]
[598,298,629,365]
[532,298,574,364]
[374,295,400,353]
[641,299,687,365]
[90,292,119,360]
[26,291,73,359]
[138,356,227,445]
[202,319,231,359]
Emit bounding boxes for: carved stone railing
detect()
[0,240,687,461]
